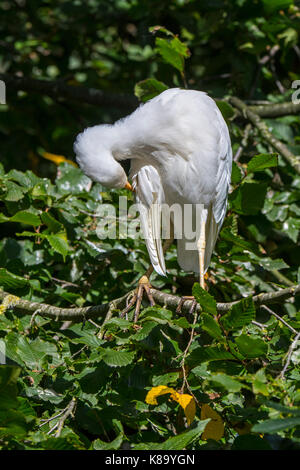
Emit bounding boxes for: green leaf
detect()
[133,321,157,341]
[10,210,40,226]
[252,417,300,434]
[220,297,255,331]
[56,163,91,195]
[230,182,268,215]
[16,337,44,369]
[258,257,289,271]
[283,217,300,243]
[41,212,63,232]
[136,420,210,450]
[193,283,217,315]
[262,401,300,416]
[262,0,294,15]
[235,335,268,358]
[41,435,85,450]
[155,37,189,72]
[104,318,132,330]
[0,210,40,226]
[231,161,242,184]
[201,313,223,340]
[247,153,278,173]
[220,228,259,254]
[0,268,29,289]
[46,233,69,258]
[102,349,135,367]
[93,434,123,450]
[188,346,236,365]
[216,100,235,119]
[278,27,298,47]
[252,369,269,396]
[6,170,32,187]
[4,181,25,201]
[0,366,32,438]
[209,373,242,392]
[134,79,168,102]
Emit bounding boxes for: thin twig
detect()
[234,123,252,162]
[279,332,300,380]
[55,398,77,437]
[39,409,67,428]
[252,320,266,329]
[88,319,102,330]
[261,305,298,335]
[51,277,80,288]
[180,311,198,394]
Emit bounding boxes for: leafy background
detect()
[0,0,300,450]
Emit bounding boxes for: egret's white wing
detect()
[131,165,166,276]
[202,108,232,270]
[213,109,232,227]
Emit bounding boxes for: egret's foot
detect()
[121,275,155,323]
[176,272,211,315]
[176,296,198,315]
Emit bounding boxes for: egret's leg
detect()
[120,234,174,323]
[176,213,208,316]
[197,217,206,290]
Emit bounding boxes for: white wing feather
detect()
[213,107,232,227]
[131,165,166,276]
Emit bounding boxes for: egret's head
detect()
[74,125,131,190]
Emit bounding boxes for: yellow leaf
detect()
[145,385,175,405]
[201,404,224,441]
[145,386,196,426]
[41,152,77,167]
[172,392,196,426]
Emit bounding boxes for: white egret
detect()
[74,88,232,317]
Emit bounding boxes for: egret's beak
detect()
[124,181,134,192]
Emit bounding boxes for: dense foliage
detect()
[0,0,300,451]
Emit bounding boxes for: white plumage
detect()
[74,88,232,278]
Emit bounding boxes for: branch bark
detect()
[249,101,300,118]
[229,96,300,175]
[0,73,138,110]
[0,284,299,322]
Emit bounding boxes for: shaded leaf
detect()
[201,404,224,441]
[193,283,217,315]
[134,79,168,102]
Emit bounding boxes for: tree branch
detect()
[0,284,299,322]
[229,96,300,175]
[249,101,300,118]
[0,73,138,110]
[1,73,300,118]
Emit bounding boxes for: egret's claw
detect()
[176,296,197,315]
[120,275,155,323]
